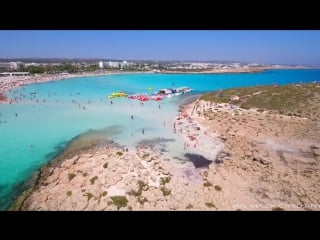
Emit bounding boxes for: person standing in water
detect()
[142,129,144,135]
[131,115,134,120]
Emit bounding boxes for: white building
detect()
[0,62,23,70]
[10,62,24,70]
[107,61,120,68]
[0,72,30,76]
[98,61,104,69]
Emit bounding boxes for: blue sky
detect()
[0,30,320,65]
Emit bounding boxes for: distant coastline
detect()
[160,67,266,74]
[2,66,317,104]
[160,66,319,74]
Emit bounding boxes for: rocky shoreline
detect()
[10,127,121,210]
[12,83,320,211]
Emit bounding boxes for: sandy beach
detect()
[0,72,107,104]
[0,66,287,104]
[0,70,155,104]
[13,83,320,210]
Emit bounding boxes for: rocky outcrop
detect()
[18,97,320,211]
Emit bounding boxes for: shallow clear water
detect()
[1,69,320,209]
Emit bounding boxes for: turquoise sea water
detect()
[1,69,320,210]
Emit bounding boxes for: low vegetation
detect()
[111,196,128,209]
[116,151,123,156]
[68,173,76,181]
[103,162,109,168]
[272,207,285,211]
[214,185,222,191]
[160,176,171,185]
[66,191,72,197]
[186,204,193,209]
[128,180,148,196]
[86,192,94,201]
[160,186,171,196]
[203,181,213,187]
[200,83,320,119]
[205,202,216,208]
[90,176,98,185]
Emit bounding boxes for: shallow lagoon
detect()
[1,70,320,209]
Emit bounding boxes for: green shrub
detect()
[272,207,285,211]
[128,180,148,196]
[186,204,193,209]
[203,181,213,187]
[160,186,171,196]
[90,176,98,185]
[138,180,149,191]
[66,191,72,197]
[68,173,76,181]
[214,185,222,191]
[160,177,171,185]
[86,192,94,201]
[205,202,216,208]
[116,151,123,156]
[103,162,109,168]
[111,196,128,209]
